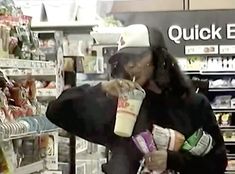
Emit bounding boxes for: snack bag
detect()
[182,128,214,156]
[132,131,163,174]
[152,125,185,151]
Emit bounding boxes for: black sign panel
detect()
[114,10,235,57]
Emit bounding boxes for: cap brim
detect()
[109,47,149,64]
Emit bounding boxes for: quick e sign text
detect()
[168,24,235,44]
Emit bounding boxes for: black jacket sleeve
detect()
[167,95,228,174]
[46,84,117,146]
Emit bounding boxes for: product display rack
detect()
[0,58,58,174]
[0,57,60,174]
[30,22,99,174]
[180,55,235,173]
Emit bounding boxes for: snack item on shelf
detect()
[0,90,13,121]
[231,79,235,87]
[220,113,232,126]
[223,131,235,142]
[211,95,232,109]
[39,135,50,158]
[24,77,36,101]
[231,98,235,108]
[82,54,97,74]
[227,160,235,171]
[0,109,6,123]
[35,81,44,89]
[46,81,56,89]
[215,113,221,125]
[0,142,16,174]
[209,79,230,88]
[63,57,74,72]
[207,57,235,71]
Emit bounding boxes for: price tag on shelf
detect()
[185,45,218,55]
[220,45,235,54]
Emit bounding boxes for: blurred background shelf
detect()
[15,160,44,174]
[0,58,55,69]
[209,88,235,92]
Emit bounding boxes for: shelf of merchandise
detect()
[225,142,235,146]
[213,108,235,113]
[226,155,235,174]
[15,160,44,174]
[184,70,235,75]
[0,58,55,69]
[0,128,59,142]
[36,88,57,98]
[209,88,235,92]
[220,126,235,129]
[31,22,98,34]
[31,21,98,28]
[225,171,235,174]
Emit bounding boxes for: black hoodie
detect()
[46,84,227,174]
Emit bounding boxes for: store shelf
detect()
[225,142,235,146]
[15,160,44,174]
[201,71,235,75]
[6,72,56,77]
[36,88,57,98]
[31,22,98,34]
[183,70,235,75]
[0,128,59,142]
[31,21,98,28]
[228,154,235,158]
[209,88,235,92]
[213,108,235,113]
[184,70,201,75]
[225,171,235,174]
[220,126,235,129]
[0,58,55,69]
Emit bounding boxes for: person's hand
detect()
[101,79,139,97]
[174,130,185,151]
[144,150,167,172]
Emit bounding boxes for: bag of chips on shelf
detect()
[0,142,16,174]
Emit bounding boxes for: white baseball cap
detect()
[109,24,166,63]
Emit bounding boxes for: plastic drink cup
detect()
[114,86,146,137]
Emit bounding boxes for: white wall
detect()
[189,0,235,10]
[110,0,184,12]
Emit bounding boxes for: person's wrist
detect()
[101,82,108,93]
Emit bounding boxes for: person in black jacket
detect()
[46,24,227,174]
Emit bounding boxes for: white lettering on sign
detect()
[168,24,222,44]
[227,24,235,39]
[199,28,211,40]
[168,25,182,44]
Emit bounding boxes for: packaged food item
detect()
[221,113,232,126]
[227,160,235,171]
[132,130,157,154]
[215,113,221,125]
[133,130,162,174]
[182,129,214,156]
[152,125,185,151]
